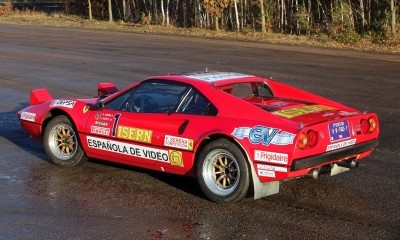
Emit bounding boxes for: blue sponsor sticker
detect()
[232,126,296,146]
[328,120,350,142]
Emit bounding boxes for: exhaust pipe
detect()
[308,168,321,180]
[337,159,359,169]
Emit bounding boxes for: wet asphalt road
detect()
[0,23,399,240]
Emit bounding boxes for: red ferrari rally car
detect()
[18,72,379,203]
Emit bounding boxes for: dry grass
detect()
[1,12,399,54]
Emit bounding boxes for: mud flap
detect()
[250,164,280,200]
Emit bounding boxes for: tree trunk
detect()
[215,16,219,31]
[259,0,266,33]
[88,0,93,21]
[166,0,170,26]
[391,0,397,39]
[108,0,113,22]
[234,0,240,32]
[161,0,165,26]
[360,0,365,33]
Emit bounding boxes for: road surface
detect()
[0,23,399,239]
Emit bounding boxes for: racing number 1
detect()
[112,113,121,137]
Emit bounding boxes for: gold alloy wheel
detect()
[202,149,240,196]
[48,123,78,160]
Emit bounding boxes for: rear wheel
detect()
[44,115,87,167]
[197,139,249,203]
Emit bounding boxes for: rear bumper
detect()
[290,139,379,171]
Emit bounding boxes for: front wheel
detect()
[197,139,250,203]
[44,115,87,167]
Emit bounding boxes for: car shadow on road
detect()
[0,103,50,162]
[1,103,206,200]
[89,158,206,200]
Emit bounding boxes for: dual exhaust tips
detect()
[308,159,359,180]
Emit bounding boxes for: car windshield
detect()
[218,82,273,99]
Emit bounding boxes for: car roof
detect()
[148,71,266,87]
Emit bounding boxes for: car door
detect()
[84,80,196,167]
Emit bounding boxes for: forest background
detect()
[1,0,399,53]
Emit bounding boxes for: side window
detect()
[105,88,136,110]
[218,82,273,98]
[120,81,189,113]
[177,88,217,115]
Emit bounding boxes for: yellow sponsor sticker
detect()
[272,105,335,119]
[169,150,183,167]
[117,126,152,143]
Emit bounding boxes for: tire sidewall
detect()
[197,139,249,203]
[43,115,86,167]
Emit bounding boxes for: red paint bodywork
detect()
[18,73,379,184]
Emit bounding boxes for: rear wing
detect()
[30,89,53,105]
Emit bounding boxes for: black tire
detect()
[196,139,250,203]
[43,115,87,167]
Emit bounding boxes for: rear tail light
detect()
[360,117,377,134]
[368,117,377,133]
[298,130,319,150]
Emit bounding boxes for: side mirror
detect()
[95,101,105,109]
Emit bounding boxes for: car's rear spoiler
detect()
[98,83,118,98]
[30,89,53,105]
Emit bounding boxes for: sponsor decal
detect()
[95,121,108,126]
[322,112,335,117]
[185,72,253,81]
[267,101,289,108]
[83,105,90,113]
[257,164,287,173]
[50,99,76,109]
[169,150,184,167]
[20,111,36,122]
[95,111,102,120]
[87,136,170,162]
[117,125,152,143]
[164,135,194,150]
[338,111,359,116]
[91,126,110,136]
[326,139,356,152]
[254,150,288,164]
[257,170,276,178]
[273,105,335,119]
[232,126,296,146]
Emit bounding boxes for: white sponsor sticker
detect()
[50,99,76,109]
[254,150,289,164]
[164,135,193,150]
[184,72,253,82]
[87,136,170,162]
[257,164,288,173]
[91,126,110,136]
[326,139,356,152]
[257,170,276,178]
[338,111,359,116]
[20,111,36,122]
